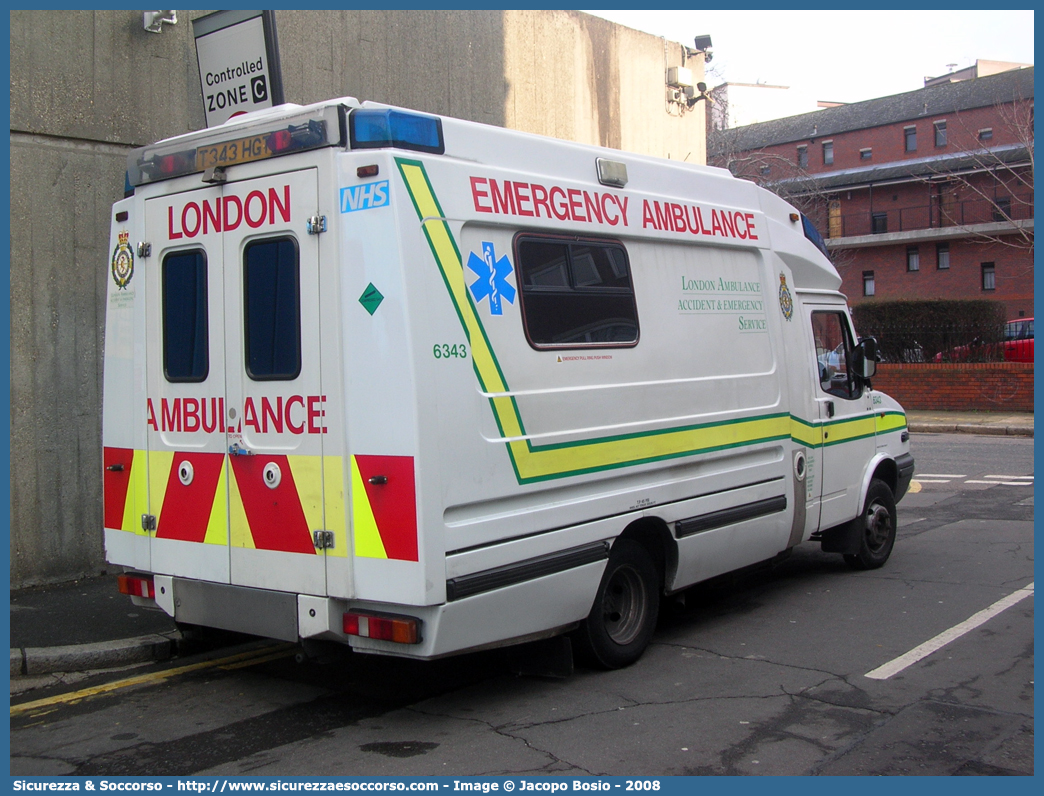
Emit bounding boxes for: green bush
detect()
[852,300,1007,363]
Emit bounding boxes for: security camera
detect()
[143,10,178,33]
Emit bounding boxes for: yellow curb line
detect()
[11,643,296,718]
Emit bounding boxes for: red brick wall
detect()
[873,362,1033,412]
[840,238,1034,319]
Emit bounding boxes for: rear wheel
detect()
[578,539,660,669]
[844,479,897,570]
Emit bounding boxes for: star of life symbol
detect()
[467,242,516,316]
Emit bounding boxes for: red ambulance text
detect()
[148,395,327,435]
[167,185,291,239]
[471,177,630,227]
[641,200,759,241]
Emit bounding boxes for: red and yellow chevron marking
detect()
[103,447,345,556]
[157,452,226,543]
[104,447,139,532]
[351,455,418,561]
[229,455,319,555]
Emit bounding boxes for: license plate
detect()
[196,134,272,170]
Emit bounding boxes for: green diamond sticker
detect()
[359,283,384,316]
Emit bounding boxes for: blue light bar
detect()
[801,213,830,259]
[350,109,445,155]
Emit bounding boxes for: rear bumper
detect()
[153,556,605,659]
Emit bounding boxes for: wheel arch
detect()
[613,516,678,594]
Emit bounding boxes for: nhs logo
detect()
[340,180,389,213]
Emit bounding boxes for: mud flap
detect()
[820,515,862,555]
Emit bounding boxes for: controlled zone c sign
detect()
[193,10,284,127]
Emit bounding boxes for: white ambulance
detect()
[103,97,914,668]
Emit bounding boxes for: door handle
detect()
[826,400,835,418]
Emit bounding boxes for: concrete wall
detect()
[9,10,706,587]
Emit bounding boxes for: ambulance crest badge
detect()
[111,231,134,290]
[778,273,793,321]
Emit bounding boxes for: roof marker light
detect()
[596,158,628,188]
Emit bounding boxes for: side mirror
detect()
[854,337,878,380]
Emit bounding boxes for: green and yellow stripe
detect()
[395,158,905,484]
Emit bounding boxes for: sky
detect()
[584,9,1034,105]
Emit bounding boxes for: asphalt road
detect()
[10,434,1034,777]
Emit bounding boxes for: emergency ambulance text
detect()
[147,396,327,435]
[471,177,629,227]
[167,185,291,239]
[642,200,759,241]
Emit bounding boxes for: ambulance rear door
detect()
[143,168,330,595]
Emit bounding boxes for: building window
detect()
[993,196,1012,221]
[904,126,917,152]
[979,128,993,141]
[759,164,771,176]
[934,120,947,147]
[906,246,920,272]
[163,250,209,382]
[936,242,950,270]
[822,141,834,166]
[515,235,638,349]
[863,271,875,297]
[244,237,301,380]
[981,262,996,291]
[871,212,888,234]
[859,148,872,161]
[797,146,808,169]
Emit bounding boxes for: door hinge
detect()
[307,215,327,235]
[141,514,157,532]
[137,242,152,258]
[313,530,335,550]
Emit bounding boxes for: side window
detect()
[163,250,209,382]
[811,311,860,400]
[515,235,638,348]
[244,237,301,380]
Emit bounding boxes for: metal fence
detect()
[857,321,1007,363]
[833,189,1034,238]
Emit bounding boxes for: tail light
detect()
[117,573,155,599]
[343,611,421,644]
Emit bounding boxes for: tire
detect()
[578,539,660,669]
[844,479,897,570]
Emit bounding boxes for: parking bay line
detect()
[865,583,1034,680]
[965,480,1034,486]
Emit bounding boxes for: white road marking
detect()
[965,480,1034,486]
[917,474,966,479]
[915,479,954,484]
[865,583,1034,680]
[985,475,1033,480]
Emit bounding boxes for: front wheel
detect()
[844,479,897,570]
[577,539,660,669]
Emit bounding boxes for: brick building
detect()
[709,66,1034,319]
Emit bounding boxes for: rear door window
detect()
[243,237,301,380]
[162,249,209,382]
